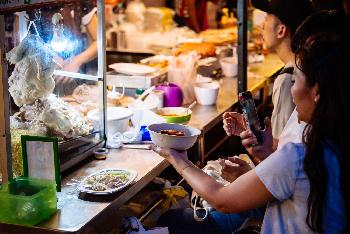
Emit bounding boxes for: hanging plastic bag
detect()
[168,52,199,105]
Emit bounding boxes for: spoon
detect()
[184,101,197,115]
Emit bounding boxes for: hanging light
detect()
[50,13,68,52]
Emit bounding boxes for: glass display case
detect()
[0,0,107,179]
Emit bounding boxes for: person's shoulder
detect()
[273,142,306,163]
[280,142,305,153]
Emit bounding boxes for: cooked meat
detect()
[6,34,57,107]
[160,129,185,136]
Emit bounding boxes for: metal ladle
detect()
[184,101,197,115]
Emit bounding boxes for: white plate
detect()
[109,63,156,75]
[78,168,137,195]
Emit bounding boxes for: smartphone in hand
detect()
[239,91,264,144]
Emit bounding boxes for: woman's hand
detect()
[240,117,274,161]
[61,56,82,73]
[223,112,247,136]
[221,156,252,183]
[151,145,192,173]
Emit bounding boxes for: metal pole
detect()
[97,0,107,142]
[0,15,13,181]
[237,0,248,94]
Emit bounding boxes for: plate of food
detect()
[78,168,137,194]
[108,63,156,75]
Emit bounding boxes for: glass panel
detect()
[27,2,99,81]
[3,0,103,176]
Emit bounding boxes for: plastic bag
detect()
[168,52,198,105]
[190,160,230,221]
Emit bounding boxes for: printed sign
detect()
[21,135,61,191]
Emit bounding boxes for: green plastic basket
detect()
[0,177,57,226]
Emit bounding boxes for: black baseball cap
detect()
[251,0,314,34]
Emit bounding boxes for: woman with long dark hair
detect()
[152,11,349,233]
[292,11,350,232]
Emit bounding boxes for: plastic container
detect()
[220,57,238,77]
[0,177,57,226]
[87,107,133,135]
[155,83,183,107]
[194,82,220,106]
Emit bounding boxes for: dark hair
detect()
[293,11,350,233]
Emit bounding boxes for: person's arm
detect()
[153,147,274,214]
[75,13,98,63]
[61,13,98,73]
[186,0,201,32]
[221,156,252,183]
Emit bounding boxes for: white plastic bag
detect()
[168,52,199,105]
[191,160,230,221]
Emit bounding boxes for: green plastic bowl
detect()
[156,107,192,124]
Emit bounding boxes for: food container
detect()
[128,100,158,127]
[220,57,238,77]
[88,107,133,135]
[194,82,220,106]
[148,123,201,150]
[155,83,183,107]
[156,107,192,124]
[0,177,57,226]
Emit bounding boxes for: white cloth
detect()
[271,62,295,139]
[277,109,306,150]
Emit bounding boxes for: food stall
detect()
[0,0,283,233]
[0,0,108,180]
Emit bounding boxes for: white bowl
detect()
[128,100,158,127]
[220,57,238,77]
[87,107,133,135]
[148,123,201,150]
[194,82,220,106]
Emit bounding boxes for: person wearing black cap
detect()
[224,0,314,153]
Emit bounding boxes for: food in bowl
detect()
[148,123,201,150]
[156,107,191,124]
[159,129,185,136]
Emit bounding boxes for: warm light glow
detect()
[51,28,68,52]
